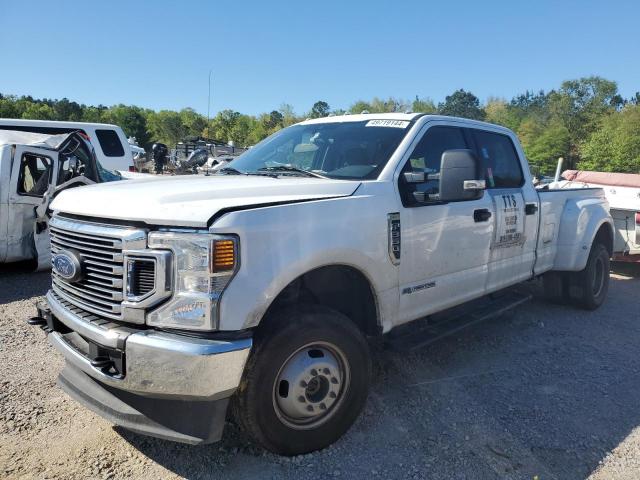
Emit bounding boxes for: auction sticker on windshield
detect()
[365,119,410,128]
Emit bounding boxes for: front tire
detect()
[234,305,371,455]
[569,242,610,310]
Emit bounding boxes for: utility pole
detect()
[207,70,213,138]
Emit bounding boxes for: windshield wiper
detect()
[257,166,326,178]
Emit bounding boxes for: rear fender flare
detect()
[553,198,613,271]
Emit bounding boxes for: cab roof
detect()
[299,112,423,125]
[298,113,513,134]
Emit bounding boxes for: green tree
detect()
[548,76,622,166]
[438,89,486,120]
[54,98,83,121]
[210,110,241,143]
[21,103,56,120]
[370,97,408,113]
[579,105,640,173]
[349,100,372,114]
[524,121,571,174]
[0,95,18,118]
[103,105,151,146]
[146,110,186,146]
[412,96,437,114]
[81,105,108,123]
[485,97,520,131]
[279,103,299,127]
[265,110,284,130]
[179,108,208,139]
[310,101,330,118]
[230,115,257,146]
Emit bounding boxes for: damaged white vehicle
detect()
[0,130,121,269]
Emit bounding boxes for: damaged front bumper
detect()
[33,290,252,445]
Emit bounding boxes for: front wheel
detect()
[569,242,610,310]
[233,305,371,455]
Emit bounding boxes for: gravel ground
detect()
[1,263,639,480]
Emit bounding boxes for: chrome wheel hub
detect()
[273,343,347,429]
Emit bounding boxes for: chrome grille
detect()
[50,289,128,332]
[50,216,146,320]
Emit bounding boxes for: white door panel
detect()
[486,190,534,290]
[398,194,494,323]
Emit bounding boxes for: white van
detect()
[0,129,122,269]
[0,119,134,172]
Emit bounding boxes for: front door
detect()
[396,123,495,325]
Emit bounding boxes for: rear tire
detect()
[569,242,610,310]
[233,305,371,455]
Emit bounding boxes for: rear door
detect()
[87,127,132,172]
[468,128,539,291]
[395,122,495,325]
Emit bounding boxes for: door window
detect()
[471,130,524,188]
[399,126,467,206]
[18,154,53,197]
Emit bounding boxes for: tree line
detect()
[1,75,639,174]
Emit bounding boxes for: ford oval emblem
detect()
[52,249,83,283]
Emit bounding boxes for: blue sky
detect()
[1,0,638,116]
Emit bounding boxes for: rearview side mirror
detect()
[438,149,485,202]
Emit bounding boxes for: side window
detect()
[18,154,53,197]
[95,129,125,157]
[472,130,524,188]
[400,126,467,205]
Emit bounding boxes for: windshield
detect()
[96,161,122,182]
[227,120,412,180]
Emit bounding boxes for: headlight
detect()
[146,231,239,330]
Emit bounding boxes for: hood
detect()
[50,175,361,227]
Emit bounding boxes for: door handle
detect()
[525,203,538,215]
[474,208,492,222]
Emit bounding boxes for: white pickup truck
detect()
[31,113,613,455]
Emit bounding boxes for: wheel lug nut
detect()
[306,405,314,412]
[331,377,338,384]
[323,368,330,374]
[310,369,318,376]
[300,380,307,388]
[329,392,337,398]
[319,403,327,410]
[298,396,306,403]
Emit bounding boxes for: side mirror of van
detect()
[438,149,485,202]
